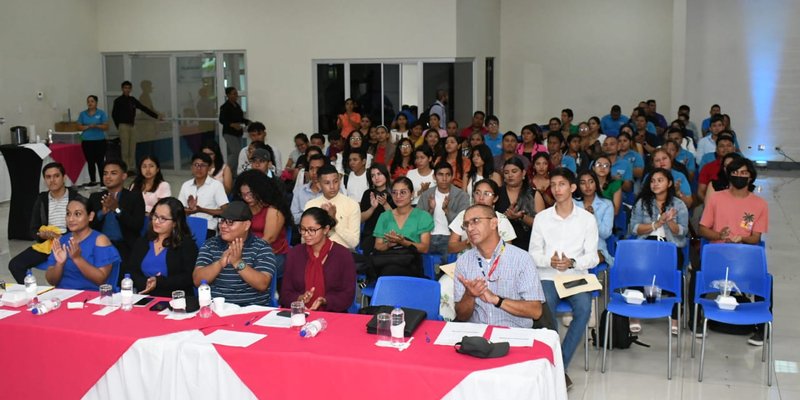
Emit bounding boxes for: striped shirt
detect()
[48,192,69,233]
[454,240,545,328]
[195,234,276,306]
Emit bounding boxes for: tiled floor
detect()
[1,169,797,399]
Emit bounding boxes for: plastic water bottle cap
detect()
[26,270,32,276]
[201,279,208,285]
[31,308,39,315]
[124,273,131,278]
[299,330,307,337]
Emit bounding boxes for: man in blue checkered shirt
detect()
[454,204,545,328]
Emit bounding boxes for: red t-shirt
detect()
[699,158,721,185]
[700,189,768,242]
[460,126,488,139]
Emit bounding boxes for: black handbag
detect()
[360,305,427,337]
[367,245,423,281]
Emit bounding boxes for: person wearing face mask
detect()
[697,157,768,344]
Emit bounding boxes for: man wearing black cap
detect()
[193,201,277,306]
[248,148,274,176]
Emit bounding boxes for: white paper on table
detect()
[87,293,147,306]
[0,309,21,320]
[158,309,198,320]
[213,303,275,317]
[20,143,51,159]
[434,322,488,346]
[39,288,83,302]
[199,329,266,348]
[67,302,87,310]
[93,306,119,316]
[252,310,292,328]
[489,327,536,347]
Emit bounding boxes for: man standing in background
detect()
[219,87,251,173]
[112,80,161,172]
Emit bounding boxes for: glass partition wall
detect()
[103,51,246,170]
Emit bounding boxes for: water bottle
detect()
[198,279,212,318]
[390,305,406,346]
[47,129,54,144]
[24,270,38,308]
[120,274,133,311]
[31,298,61,315]
[299,318,328,338]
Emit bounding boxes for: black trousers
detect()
[82,139,107,183]
[8,246,49,284]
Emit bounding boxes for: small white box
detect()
[622,289,645,305]
[715,295,738,310]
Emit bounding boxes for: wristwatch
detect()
[114,207,121,214]
[569,259,576,269]
[234,260,246,271]
[494,296,504,308]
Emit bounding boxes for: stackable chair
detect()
[602,240,681,379]
[370,276,441,320]
[692,243,773,385]
[186,216,208,249]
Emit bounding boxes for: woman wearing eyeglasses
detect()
[280,207,356,312]
[592,154,623,215]
[447,179,517,254]
[126,197,198,297]
[335,130,373,175]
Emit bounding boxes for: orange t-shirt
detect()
[338,113,361,138]
[700,189,768,242]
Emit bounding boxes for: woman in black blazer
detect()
[126,197,198,297]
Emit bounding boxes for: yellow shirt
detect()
[304,193,361,250]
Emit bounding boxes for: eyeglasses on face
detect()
[151,214,173,223]
[192,163,209,168]
[391,189,410,197]
[219,219,241,226]
[461,216,495,230]
[473,190,496,198]
[299,226,322,235]
[594,163,611,168]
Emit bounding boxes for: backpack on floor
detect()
[596,310,650,349]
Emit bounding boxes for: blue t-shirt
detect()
[675,149,696,174]
[610,158,633,183]
[600,115,629,137]
[560,154,578,174]
[619,149,645,172]
[141,241,168,277]
[483,134,503,156]
[698,152,716,170]
[47,230,121,290]
[195,234,276,306]
[77,109,108,141]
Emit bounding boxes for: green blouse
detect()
[600,179,623,201]
[373,208,434,243]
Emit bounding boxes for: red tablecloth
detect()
[0,295,554,399]
[48,143,86,183]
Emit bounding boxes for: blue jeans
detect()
[542,280,591,370]
[429,235,450,264]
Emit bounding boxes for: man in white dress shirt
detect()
[529,167,598,371]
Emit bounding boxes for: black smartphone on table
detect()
[134,297,155,307]
[149,300,170,311]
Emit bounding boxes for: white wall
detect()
[683,0,800,161]
[498,0,674,132]
[96,0,458,158]
[456,0,501,115]
[0,0,101,143]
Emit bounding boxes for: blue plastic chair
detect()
[422,253,457,280]
[601,240,682,379]
[107,261,122,292]
[269,270,279,307]
[691,243,773,385]
[186,216,208,249]
[370,276,442,320]
[140,215,150,236]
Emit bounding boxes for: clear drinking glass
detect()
[171,290,186,313]
[376,313,392,344]
[291,301,306,328]
[99,284,113,306]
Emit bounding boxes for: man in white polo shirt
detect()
[529,167,598,373]
[179,152,229,239]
